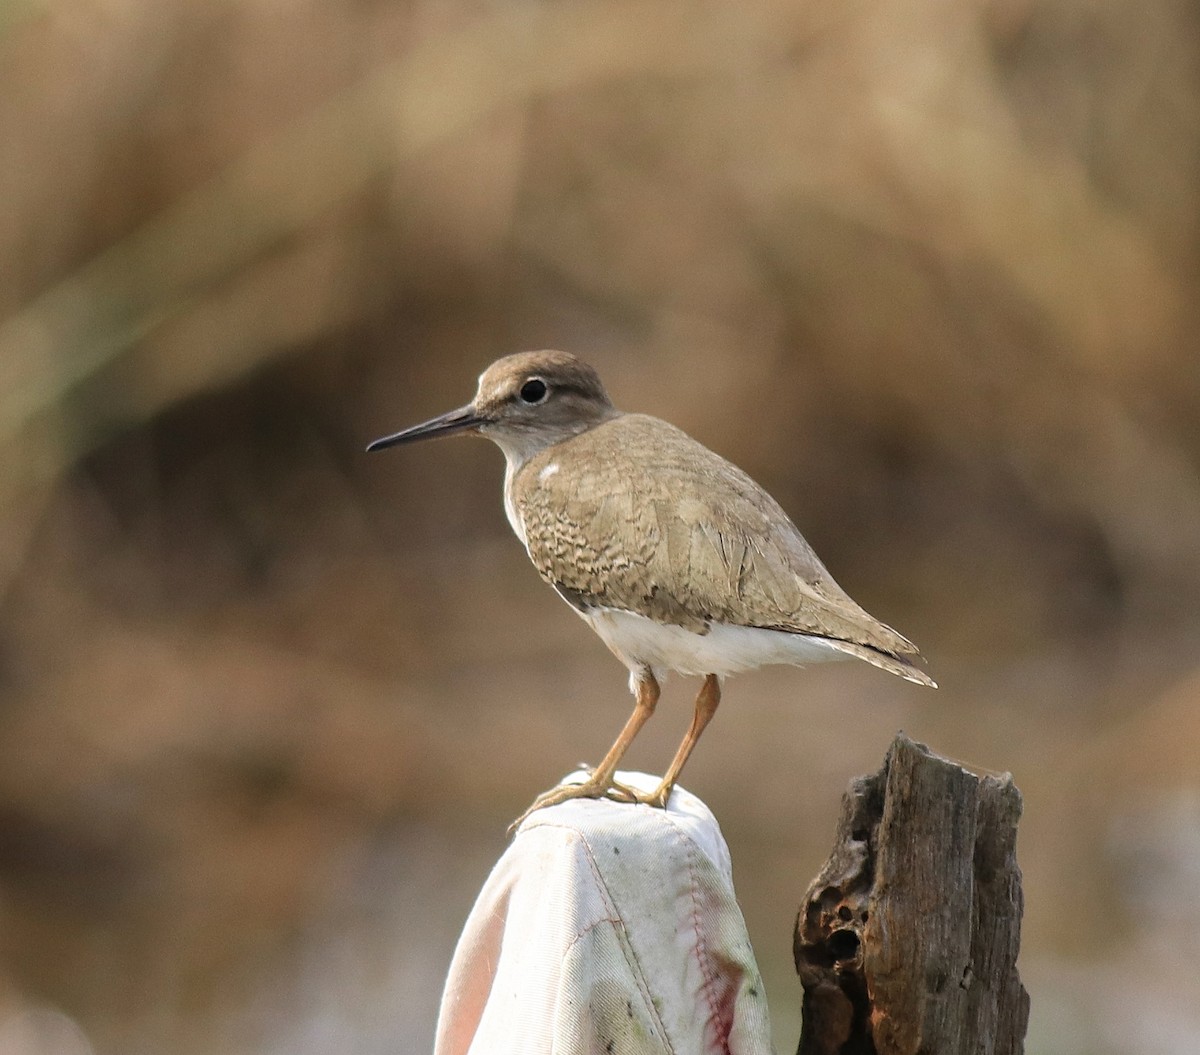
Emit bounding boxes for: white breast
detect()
[502,470,525,546]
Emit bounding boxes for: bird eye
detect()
[519,378,549,404]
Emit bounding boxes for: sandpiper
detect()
[368,351,935,827]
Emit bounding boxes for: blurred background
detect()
[2,0,1199,1051]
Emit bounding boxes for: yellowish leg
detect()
[634,673,721,809]
[509,672,661,833]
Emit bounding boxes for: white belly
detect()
[583,606,848,685]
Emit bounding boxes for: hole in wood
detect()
[828,928,860,962]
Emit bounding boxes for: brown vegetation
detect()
[1,0,1198,1051]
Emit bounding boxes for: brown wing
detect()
[512,414,925,665]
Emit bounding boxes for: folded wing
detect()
[513,414,932,684]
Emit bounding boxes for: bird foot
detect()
[604,777,641,803]
[508,775,675,834]
[602,778,674,808]
[507,776,613,834]
[624,782,674,809]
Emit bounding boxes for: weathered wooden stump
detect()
[794,733,1029,1055]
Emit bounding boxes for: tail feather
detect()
[823,639,938,688]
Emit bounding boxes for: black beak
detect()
[365,404,483,452]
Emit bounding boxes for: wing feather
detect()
[511,414,926,665]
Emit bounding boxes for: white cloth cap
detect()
[434,771,776,1055]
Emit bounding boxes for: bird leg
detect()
[508,672,661,833]
[631,673,721,809]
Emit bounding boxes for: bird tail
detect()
[823,640,938,688]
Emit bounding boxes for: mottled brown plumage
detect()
[367,350,935,829]
[512,413,926,679]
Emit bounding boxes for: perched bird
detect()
[368,351,935,827]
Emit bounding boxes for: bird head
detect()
[366,350,618,464]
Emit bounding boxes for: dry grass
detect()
[1,0,1199,1051]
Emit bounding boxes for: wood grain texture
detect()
[794,734,1029,1055]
